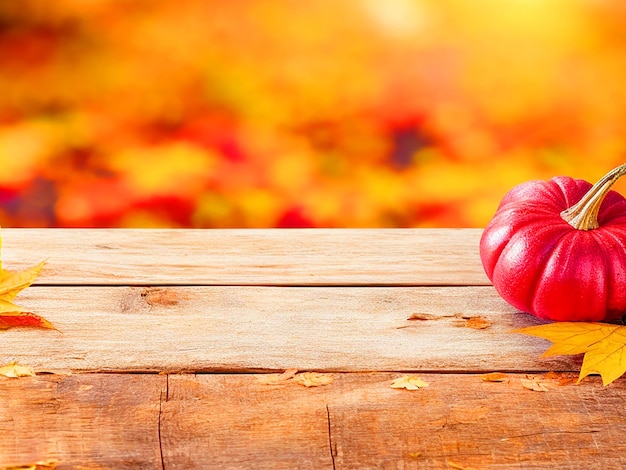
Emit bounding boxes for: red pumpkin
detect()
[480,164,626,322]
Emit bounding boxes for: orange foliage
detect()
[2,1,626,227]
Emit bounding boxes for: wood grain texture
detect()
[4,228,619,469]
[162,374,334,469]
[5,373,621,469]
[163,372,626,469]
[6,285,572,373]
[0,374,165,469]
[0,228,488,286]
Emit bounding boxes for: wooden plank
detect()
[161,372,626,469]
[2,373,623,469]
[0,374,166,469]
[0,228,489,286]
[162,374,333,469]
[6,286,573,373]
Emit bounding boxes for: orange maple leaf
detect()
[0,231,53,330]
[515,322,626,386]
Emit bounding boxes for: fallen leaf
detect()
[407,452,422,459]
[0,362,35,378]
[0,231,52,330]
[481,372,508,382]
[516,322,626,386]
[520,375,555,392]
[255,368,298,385]
[3,459,58,470]
[390,375,429,390]
[293,372,334,387]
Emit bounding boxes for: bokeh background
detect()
[2,0,626,228]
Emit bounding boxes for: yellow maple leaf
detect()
[390,375,429,390]
[3,459,58,470]
[516,322,626,386]
[0,362,35,378]
[293,372,334,387]
[0,231,53,330]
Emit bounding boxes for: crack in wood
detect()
[326,404,336,470]
[501,429,602,441]
[158,375,169,470]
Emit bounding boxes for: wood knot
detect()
[141,288,180,307]
[119,287,184,313]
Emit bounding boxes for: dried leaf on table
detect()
[481,372,508,382]
[0,232,53,330]
[520,375,556,392]
[390,375,429,390]
[255,368,298,385]
[0,362,35,378]
[3,459,58,470]
[293,372,334,387]
[516,322,626,386]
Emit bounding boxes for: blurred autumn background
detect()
[2,0,626,228]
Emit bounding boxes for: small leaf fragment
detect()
[3,459,58,470]
[0,362,35,378]
[255,368,298,385]
[481,372,508,382]
[255,370,334,387]
[390,375,429,390]
[293,372,334,387]
[520,375,555,392]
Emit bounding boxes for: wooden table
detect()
[1,228,624,469]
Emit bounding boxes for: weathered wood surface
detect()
[6,286,568,373]
[2,373,625,469]
[1,228,624,469]
[0,374,165,469]
[1,228,488,286]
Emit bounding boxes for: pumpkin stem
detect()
[561,163,626,230]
